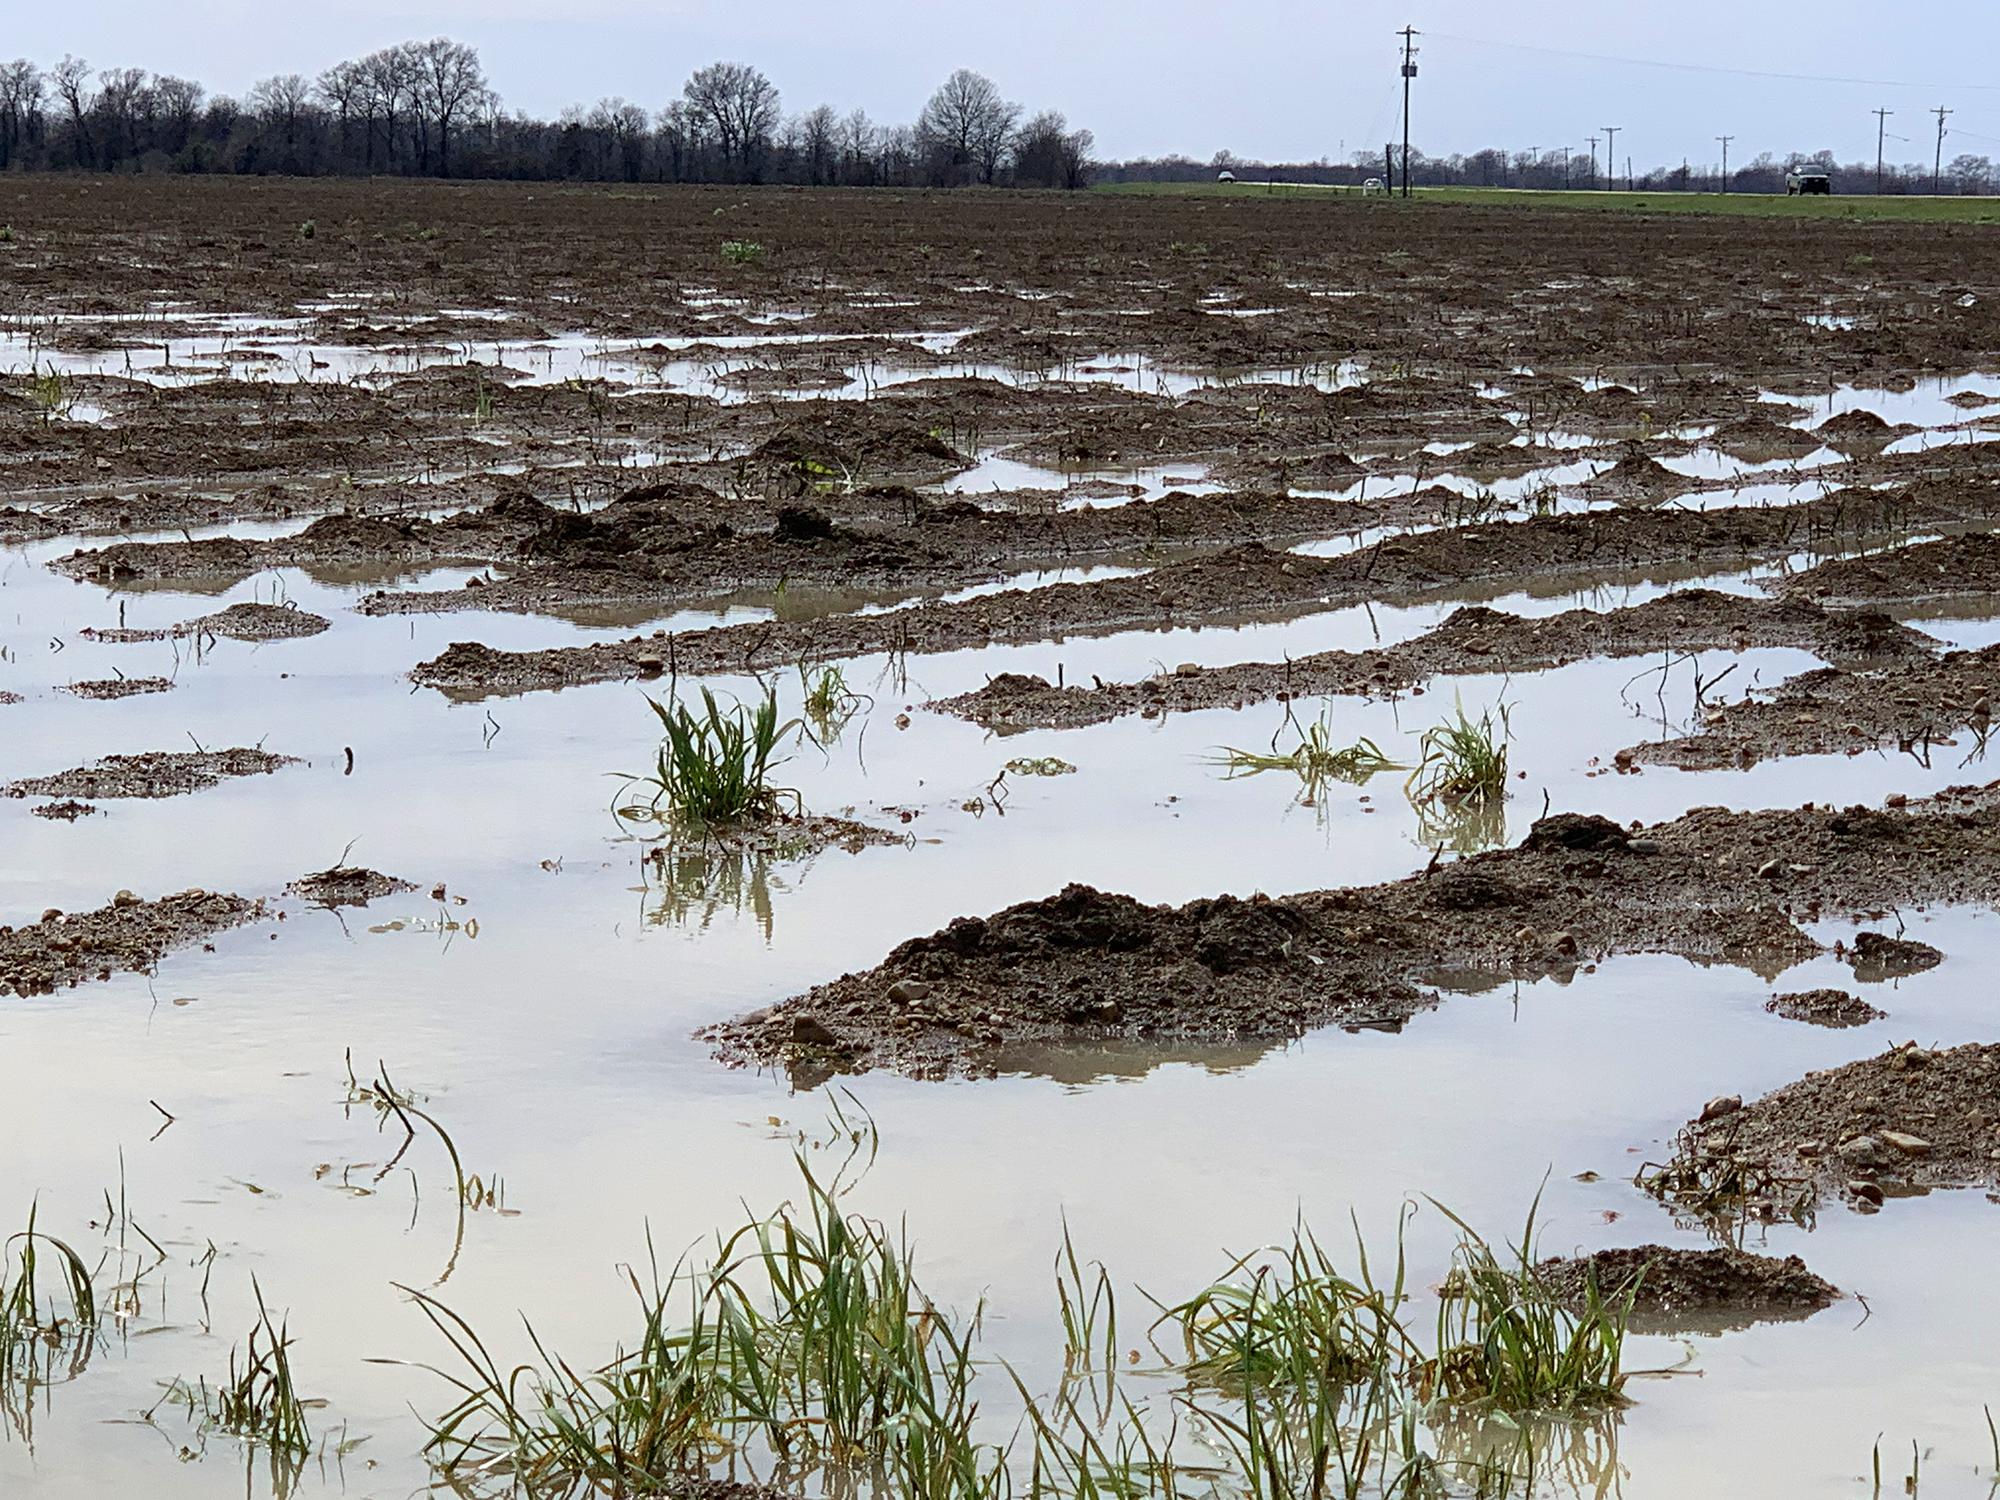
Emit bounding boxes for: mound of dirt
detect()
[82,602,331,644]
[1664,1041,2000,1212]
[1,888,262,996]
[1817,408,1902,445]
[286,866,418,908]
[1765,988,1885,1028]
[1780,533,2000,607]
[1847,930,1942,980]
[5,749,298,801]
[61,676,174,700]
[703,785,2000,1081]
[1535,1246,1838,1329]
[930,591,1929,732]
[30,800,98,821]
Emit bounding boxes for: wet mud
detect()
[930,591,1930,732]
[1534,1246,1838,1331]
[1764,988,1887,1028]
[0,888,262,996]
[704,788,2000,1080]
[4,748,299,801]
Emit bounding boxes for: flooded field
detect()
[4,175,2000,1498]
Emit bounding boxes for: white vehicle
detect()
[1786,167,1832,196]
[1362,177,1387,196]
[1216,170,1237,183]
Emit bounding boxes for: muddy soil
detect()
[285,867,418,908]
[1533,1246,1838,1330]
[1764,988,1887,1028]
[4,749,298,801]
[413,486,1994,698]
[930,591,1930,732]
[0,888,262,996]
[1631,641,2000,770]
[352,484,1550,620]
[703,787,2000,1081]
[1664,1042,2000,1212]
[82,601,331,643]
[1778,531,2000,607]
[60,675,174,700]
[30,800,99,821]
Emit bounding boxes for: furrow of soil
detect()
[0,888,263,997]
[4,749,299,802]
[410,482,1998,698]
[1631,641,2000,770]
[701,786,2000,1081]
[929,590,1932,731]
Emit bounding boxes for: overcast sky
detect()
[15,1,2000,170]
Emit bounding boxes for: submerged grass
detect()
[1214,703,1402,807]
[618,686,801,826]
[403,1162,1636,1500]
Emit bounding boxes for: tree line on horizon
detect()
[1106,144,2000,196]
[0,42,1095,189]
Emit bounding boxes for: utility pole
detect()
[1716,134,1733,193]
[1398,26,1419,198]
[1602,126,1620,190]
[1874,107,1892,194]
[1559,145,1571,188]
[1586,135,1598,191]
[1934,105,1952,194]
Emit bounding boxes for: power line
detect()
[1427,30,2000,93]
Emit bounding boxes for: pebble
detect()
[1174,662,1200,677]
[1551,931,1578,957]
[1838,1134,1888,1168]
[887,978,932,1006]
[1797,1139,1824,1157]
[1885,792,1909,808]
[1627,838,1662,855]
[1847,1179,1886,1207]
[112,890,140,908]
[1700,1094,1742,1123]
[789,1016,838,1046]
[40,909,62,923]
[1513,925,1540,946]
[1756,858,1785,880]
[1880,1130,1932,1156]
[634,654,665,677]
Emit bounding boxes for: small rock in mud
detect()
[30,800,100,822]
[1,889,262,996]
[1765,988,1886,1028]
[286,866,418,908]
[1847,931,1943,981]
[4,749,299,801]
[0,691,21,706]
[60,676,175,701]
[1535,1246,1838,1330]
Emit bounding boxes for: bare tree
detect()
[0,60,44,168]
[796,104,838,185]
[50,55,93,166]
[917,69,1017,185]
[410,37,489,174]
[360,45,418,172]
[682,61,778,178]
[839,108,878,185]
[152,75,203,156]
[654,99,704,182]
[315,60,365,162]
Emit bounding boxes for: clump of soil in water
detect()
[5,749,298,801]
[61,676,174,700]
[0,691,21,706]
[703,785,2000,1081]
[1535,1246,1838,1330]
[1765,988,1886,1027]
[30,800,99,821]
[1846,931,1942,980]
[286,867,418,908]
[0,888,262,996]
[1666,1041,2000,1213]
[1816,408,1902,446]
[82,602,330,644]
